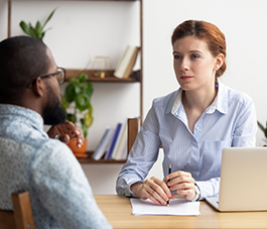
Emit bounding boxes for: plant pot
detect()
[67,138,88,158]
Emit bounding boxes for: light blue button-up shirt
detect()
[116,82,257,199]
[0,104,112,229]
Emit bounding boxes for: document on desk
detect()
[130,198,200,216]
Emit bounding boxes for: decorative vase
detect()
[91,56,112,78]
[67,138,88,158]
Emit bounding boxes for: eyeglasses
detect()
[37,67,66,85]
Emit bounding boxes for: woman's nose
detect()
[180,57,189,71]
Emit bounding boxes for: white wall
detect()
[1,0,267,194]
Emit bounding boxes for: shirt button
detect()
[196,126,200,130]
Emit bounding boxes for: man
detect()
[0,36,112,229]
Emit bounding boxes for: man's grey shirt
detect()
[0,104,112,229]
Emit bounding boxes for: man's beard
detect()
[43,83,66,125]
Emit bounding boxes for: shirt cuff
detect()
[195,179,220,200]
[128,180,144,198]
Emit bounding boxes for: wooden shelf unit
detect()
[7,0,143,164]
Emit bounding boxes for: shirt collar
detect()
[170,80,228,116]
[0,104,47,137]
[170,88,183,115]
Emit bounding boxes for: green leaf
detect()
[66,113,77,124]
[35,21,43,39]
[80,118,85,125]
[61,94,70,110]
[83,82,93,98]
[29,23,37,38]
[42,8,56,30]
[40,31,45,41]
[69,77,79,84]
[65,83,80,102]
[74,84,81,94]
[257,121,265,133]
[78,73,88,83]
[84,111,93,128]
[81,122,88,138]
[75,94,90,112]
[88,104,93,116]
[19,21,31,36]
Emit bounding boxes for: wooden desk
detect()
[95,195,267,229]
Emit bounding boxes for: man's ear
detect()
[32,77,45,97]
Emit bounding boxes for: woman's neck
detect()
[182,84,217,114]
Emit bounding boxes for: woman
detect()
[116,20,257,205]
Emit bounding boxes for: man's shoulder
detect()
[32,139,76,166]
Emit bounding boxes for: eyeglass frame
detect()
[27,67,66,88]
[37,67,66,85]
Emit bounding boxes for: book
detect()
[114,46,139,79]
[115,123,128,160]
[111,118,128,160]
[120,141,128,160]
[92,127,113,160]
[104,123,122,160]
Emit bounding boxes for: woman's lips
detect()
[180,76,192,80]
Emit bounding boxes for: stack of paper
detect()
[130,198,200,216]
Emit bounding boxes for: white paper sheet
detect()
[130,198,200,216]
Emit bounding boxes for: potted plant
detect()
[19,8,56,41]
[61,73,94,155]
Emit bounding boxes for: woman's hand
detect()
[165,171,196,201]
[130,177,175,205]
[47,120,84,148]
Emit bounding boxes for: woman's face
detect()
[173,36,223,92]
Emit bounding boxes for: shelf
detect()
[77,151,127,164]
[75,118,138,164]
[66,69,140,83]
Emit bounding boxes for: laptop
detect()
[206,147,267,212]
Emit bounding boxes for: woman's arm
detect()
[116,105,175,204]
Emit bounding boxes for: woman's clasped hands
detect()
[165,171,196,201]
[131,171,196,205]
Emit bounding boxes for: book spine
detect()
[111,119,127,160]
[92,127,111,160]
[115,124,128,160]
[105,123,122,160]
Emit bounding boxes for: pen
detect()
[166,164,171,206]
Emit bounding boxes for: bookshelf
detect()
[6,0,143,164]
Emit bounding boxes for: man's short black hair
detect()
[0,36,51,102]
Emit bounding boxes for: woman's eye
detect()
[191,54,199,59]
[174,55,180,60]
